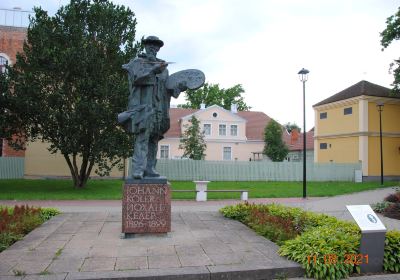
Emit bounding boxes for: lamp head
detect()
[376,101,384,112]
[298,68,309,82]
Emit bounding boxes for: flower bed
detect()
[220,203,400,279]
[0,205,60,252]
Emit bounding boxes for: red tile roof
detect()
[237,111,272,140]
[165,107,314,151]
[164,108,196,138]
[286,129,314,151]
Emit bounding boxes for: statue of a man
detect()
[119,36,186,179]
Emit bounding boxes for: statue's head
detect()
[143,36,164,57]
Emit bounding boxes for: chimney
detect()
[200,103,206,110]
[291,129,299,145]
[230,103,237,113]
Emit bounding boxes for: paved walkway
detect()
[0,187,399,279]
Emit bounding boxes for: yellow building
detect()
[313,80,400,180]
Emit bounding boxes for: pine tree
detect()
[263,120,289,162]
[179,116,207,160]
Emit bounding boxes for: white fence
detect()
[0,157,24,179]
[154,159,361,181]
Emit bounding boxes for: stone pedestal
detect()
[122,181,171,234]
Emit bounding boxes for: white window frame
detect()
[230,124,238,136]
[160,144,170,159]
[223,146,232,161]
[0,53,10,74]
[219,124,226,136]
[203,123,211,136]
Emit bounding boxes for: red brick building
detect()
[0,25,27,157]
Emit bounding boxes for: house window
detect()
[223,147,232,160]
[344,107,352,115]
[0,56,8,74]
[160,145,169,159]
[230,125,237,136]
[219,124,226,136]
[203,124,211,136]
[320,143,328,149]
[320,112,327,119]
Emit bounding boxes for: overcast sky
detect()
[1,0,399,129]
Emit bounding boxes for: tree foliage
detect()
[284,122,301,133]
[0,0,140,187]
[263,120,289,162]
[179,116,207,160]
[180,83,251,111]
[381,6,400,94]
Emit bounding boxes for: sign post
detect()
[346,205,387,273]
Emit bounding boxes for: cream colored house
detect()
[313,80,400,180]
[158,104,303,162]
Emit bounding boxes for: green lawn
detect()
[0,179,397,200]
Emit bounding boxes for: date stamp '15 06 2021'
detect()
[307,254,369,265]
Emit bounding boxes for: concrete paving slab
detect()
[147,245,176,256]
[115,257,148,270]
[175,244,205,255]
[148,255,181,269]
[80,257,116,272]
[207,253,242,265]
[10,259,52,275]
[46,258,85,273]
[23,273,68,280]
[178,253,212,267]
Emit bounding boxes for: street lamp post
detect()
[298,68,309,199]
[376,102,384,186]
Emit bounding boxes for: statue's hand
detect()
[177,81,188,91]
[152,62,167,74]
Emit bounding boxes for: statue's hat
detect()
[142,36,164,47]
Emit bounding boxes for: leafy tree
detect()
[284,122,301,133]
[263,120,289,162]
[381,6,400,94]
[179,116,206,160]
[1,0,140,187]
[180,83,251,111]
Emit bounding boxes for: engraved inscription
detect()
[122,183,171,233]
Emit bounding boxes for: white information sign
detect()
[346,205,386,232]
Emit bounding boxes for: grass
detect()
[0,179,397,200]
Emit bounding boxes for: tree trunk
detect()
[63,154,93,188]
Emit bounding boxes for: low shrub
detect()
[219,202,252,223]
[220,203,400,279]
[373,201,391,213]
[279,222,360,279]
[40,208,61,221]
[0,232,22,252]
[384,230,400,273]
[384,192,400,203]
[383,203,400,220]
[0,205,60,252]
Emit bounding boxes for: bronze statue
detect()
[118,36,205,179]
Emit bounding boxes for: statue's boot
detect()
[144,168,160,177]
[133,170,144,179]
